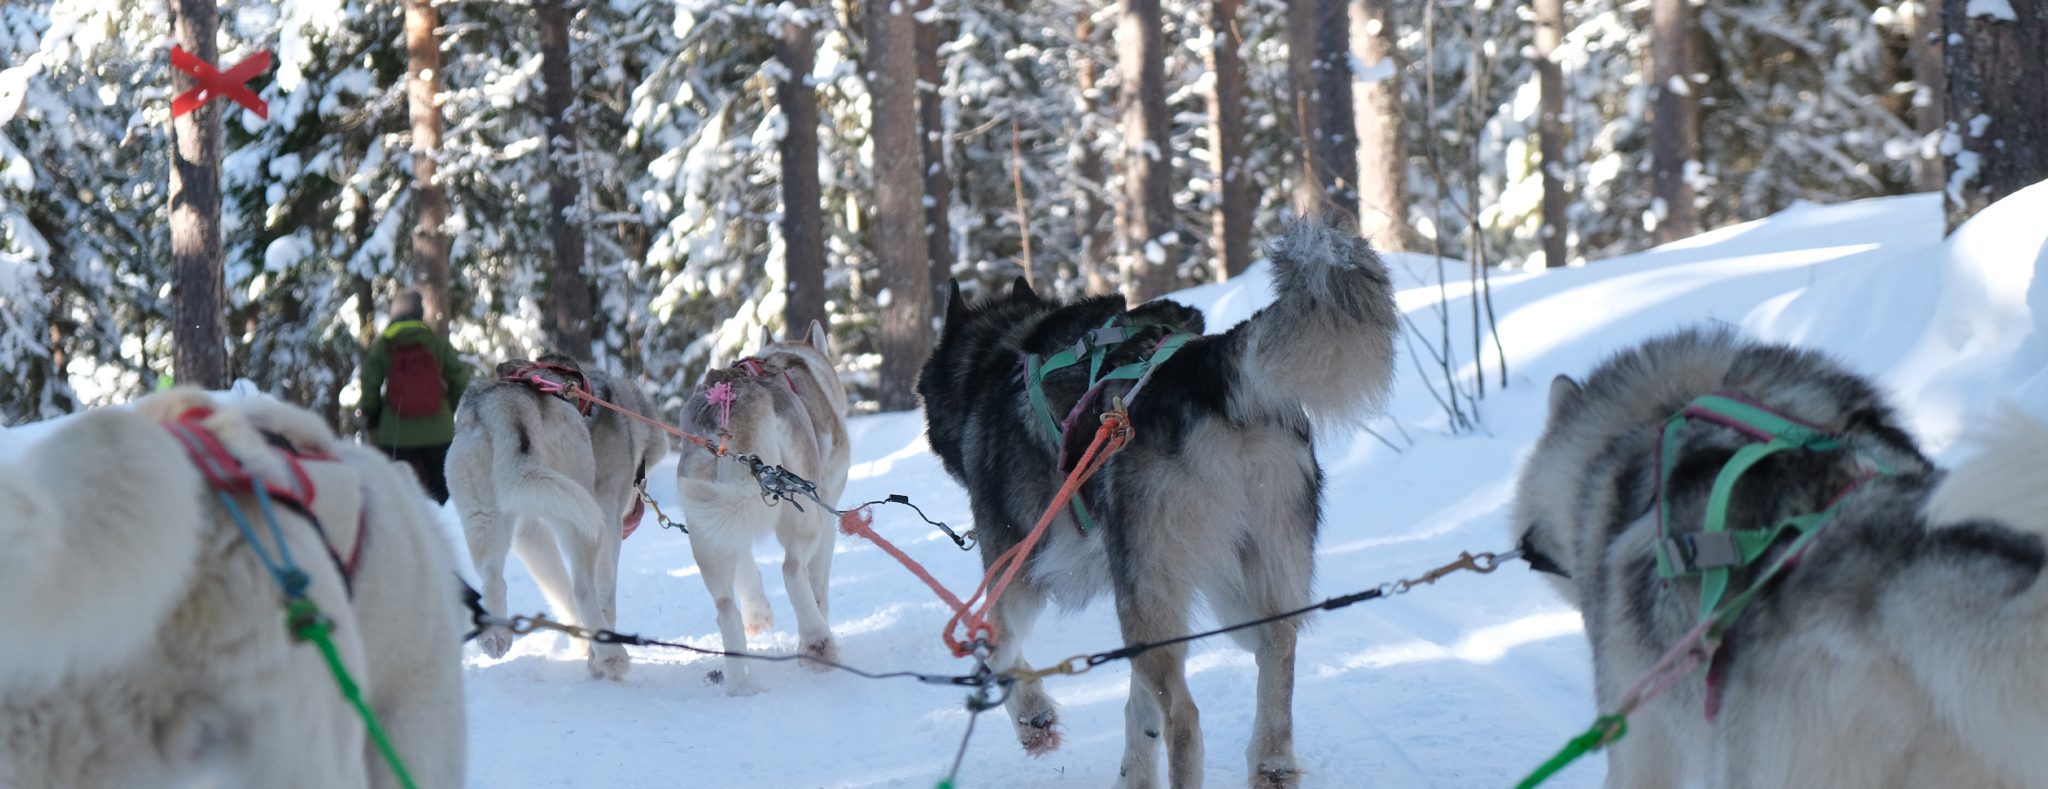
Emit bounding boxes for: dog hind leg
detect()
[464,510,517,658]
[556,520,630,681]
[1116,578,1202,789]
[985,583,1063,755]
[691,534,760,694]
[736,548,775,637]
[775,509,837,666]
[806,516,834,621]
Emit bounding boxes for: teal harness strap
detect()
[1021,316,1195,534]
[1652,393,1855,623]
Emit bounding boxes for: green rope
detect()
[288,599,420,789]
[1515,714,1627,789]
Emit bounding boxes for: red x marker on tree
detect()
[170,45,271,120]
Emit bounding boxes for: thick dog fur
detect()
[448,358,670,680]
[1513,327,2048,788]
[674,321,851,693]
[0,389,467,789]
[918,220,1398,788]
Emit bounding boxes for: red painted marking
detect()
[171,46,271,119]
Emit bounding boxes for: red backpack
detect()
[386,342,447,418]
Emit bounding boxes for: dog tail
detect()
[485,401,606,540]
[0,409,209,684]
[1234,218,1401,426]
[1924,405,2048,541]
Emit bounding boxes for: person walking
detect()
[359,290,469,503]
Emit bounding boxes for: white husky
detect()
[0,388,467,789]
[675,322,851,692]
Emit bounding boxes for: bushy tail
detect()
[1236,218,1402,425]
[1924,405,2048,540]
[0,409,207,685]
[484,400,605,541]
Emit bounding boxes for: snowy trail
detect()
[9,187,2045,787]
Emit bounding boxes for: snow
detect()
[10,186,2048,787]
[1966,0,2018,20]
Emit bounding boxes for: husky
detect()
[449,355,671,680]
[674,322,851,693]
[918,220,1399,788]
[1513,327,2048,788]
[0,388,467,789]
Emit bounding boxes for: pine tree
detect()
[169,0,229,388]
[1532,0,1569,266]
[870,0,934,410]
[1207,0,1253,279]
[1648,0,1700,242]
[1352,0,1407,248]
[1118,0,1177,299]
[405,0,453,330]
[777,0,827,334]
[1941,0,2048,231]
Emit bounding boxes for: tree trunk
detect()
[1285,0,1322,212]
[1207,0,1253,280]
[1907,0,1947,194]
[915,0,955,309]
[540,0,590,355]
[1533,0,1569,266]
[1352,0,1409,250]
[168,0,228,389]
[1118,0,1176,300]
[868,0,933,411]
[1942,0,2047,232]
[778,0,827,334]
[1314,0,1358,219]
[405,0,452,331]
[1648,0,1700,243]
[1077,11,1116,295]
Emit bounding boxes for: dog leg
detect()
[1244,620,1300,788]
[464,511,517,659]
[691,536,761,694]
[1117,679,1165,788]
[1117,583,1203,789]
[776,512,837,667]
[558,524,630,681]
[986,584,1062,755]
[737,555,775,637]
[513,522,583,630]
[806,520,835,622]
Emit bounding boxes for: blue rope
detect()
[218,483,310,599]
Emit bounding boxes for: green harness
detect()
[1518,392,1896,788]
[1022,315,1195,533]
[1651,393,1891,623]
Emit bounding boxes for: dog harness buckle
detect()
[1664,531,1742,573]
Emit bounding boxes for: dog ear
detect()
[806,319,830,354]
[1548,374,1583,421]
[942,278,966,330]
[759,325,775,351]
[1009,276,1038,303]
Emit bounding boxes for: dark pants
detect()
[386,443,452,504]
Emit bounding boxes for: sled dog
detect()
[1513,327,2048,788]
[449,355,670,680]
[675,322,851,692]
[0,388,467,789]
[918,220,1399,787]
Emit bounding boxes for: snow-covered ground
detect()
[7,183,2047,787]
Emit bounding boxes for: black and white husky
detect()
[919,220,1399,788]
[1514,328,2048,787]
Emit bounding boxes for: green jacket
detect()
[359,320,471,448]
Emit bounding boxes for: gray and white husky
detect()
[449,355,670,680]
[0,388,467,789]
[1514,327,2048,788]
[675,322,851,693]
[918,220,1399,788]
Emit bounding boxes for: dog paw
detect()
[475,628,515,659]
[744,612,774,637]
[799,636,838,670]
[1249,756,1302,789]
[587,644,630,681]
[1016,710,1062,756]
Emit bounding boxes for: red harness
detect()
[732,357,799,393]
[164,407,368,591]
[501,360,598,417]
